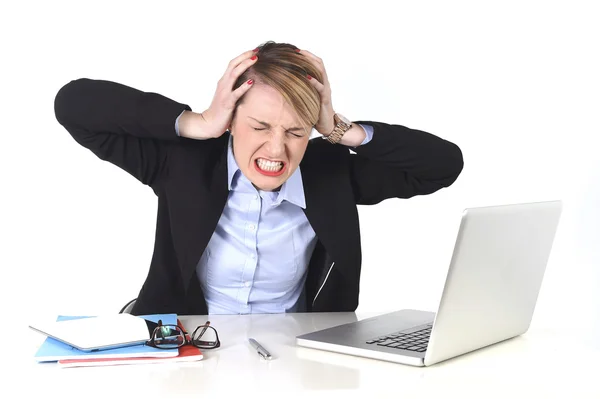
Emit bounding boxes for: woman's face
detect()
[230,84,312,192]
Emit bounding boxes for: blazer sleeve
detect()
[54,78,192,187]
[349,121,464,205]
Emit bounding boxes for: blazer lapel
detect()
[300,146,358,272]
[170,136,230,294]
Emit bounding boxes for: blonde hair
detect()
[233,41,323,133]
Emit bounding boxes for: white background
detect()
[2,0,598,343]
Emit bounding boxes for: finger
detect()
[298,49,329,84]
[298,49,323,65]
[231,78,255,102]
[225,49,258,75]
[230,54,258,81]
[306,74,326,95]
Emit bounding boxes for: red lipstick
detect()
[254,159,287,177]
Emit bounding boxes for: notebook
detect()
[29,313,153,351]
[57,320,203,367]
[57,345,203,368]
[33,314,179,362]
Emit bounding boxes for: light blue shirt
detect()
[175,113,373,314]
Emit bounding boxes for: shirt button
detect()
[244,281,251,287]
[248,224,256,231]
[250,253,256,259]
[254,194,259,200]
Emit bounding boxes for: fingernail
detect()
[251,55,257,60]
[252,48,259,52]
[247,79,254,85]
[295,49,301,52]
[307,74,312,80]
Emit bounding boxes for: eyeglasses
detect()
[146,320,220,350]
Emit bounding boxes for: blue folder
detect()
[34,313,179,362]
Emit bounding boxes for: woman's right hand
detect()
[178,49,258,140]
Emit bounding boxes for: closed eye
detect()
[252,127,302,137]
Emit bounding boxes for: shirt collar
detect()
[226,135,306,209]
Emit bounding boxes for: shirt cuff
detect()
[174,110,186,137]
[357,123,374,146]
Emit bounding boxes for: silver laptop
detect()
[296,200,563,367]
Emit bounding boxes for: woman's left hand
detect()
[299,49,336,136]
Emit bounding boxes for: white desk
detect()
[16,312,600,398]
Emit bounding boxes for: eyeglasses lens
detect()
[152,325,185,349]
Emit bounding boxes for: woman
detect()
[54,41,464,316]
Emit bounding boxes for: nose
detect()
[265,132,286,159]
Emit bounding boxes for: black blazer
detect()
[54,78,464,315]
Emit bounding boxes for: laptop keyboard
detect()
[365,323,432,352]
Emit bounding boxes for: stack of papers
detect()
[57,345,203,368]
[33,314,203,368]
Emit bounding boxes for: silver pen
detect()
[249,338,272,360]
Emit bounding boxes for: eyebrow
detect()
[248,117,304,133]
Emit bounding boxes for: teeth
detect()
[257,158,283,172]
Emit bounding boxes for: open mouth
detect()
[254,158,286,177]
